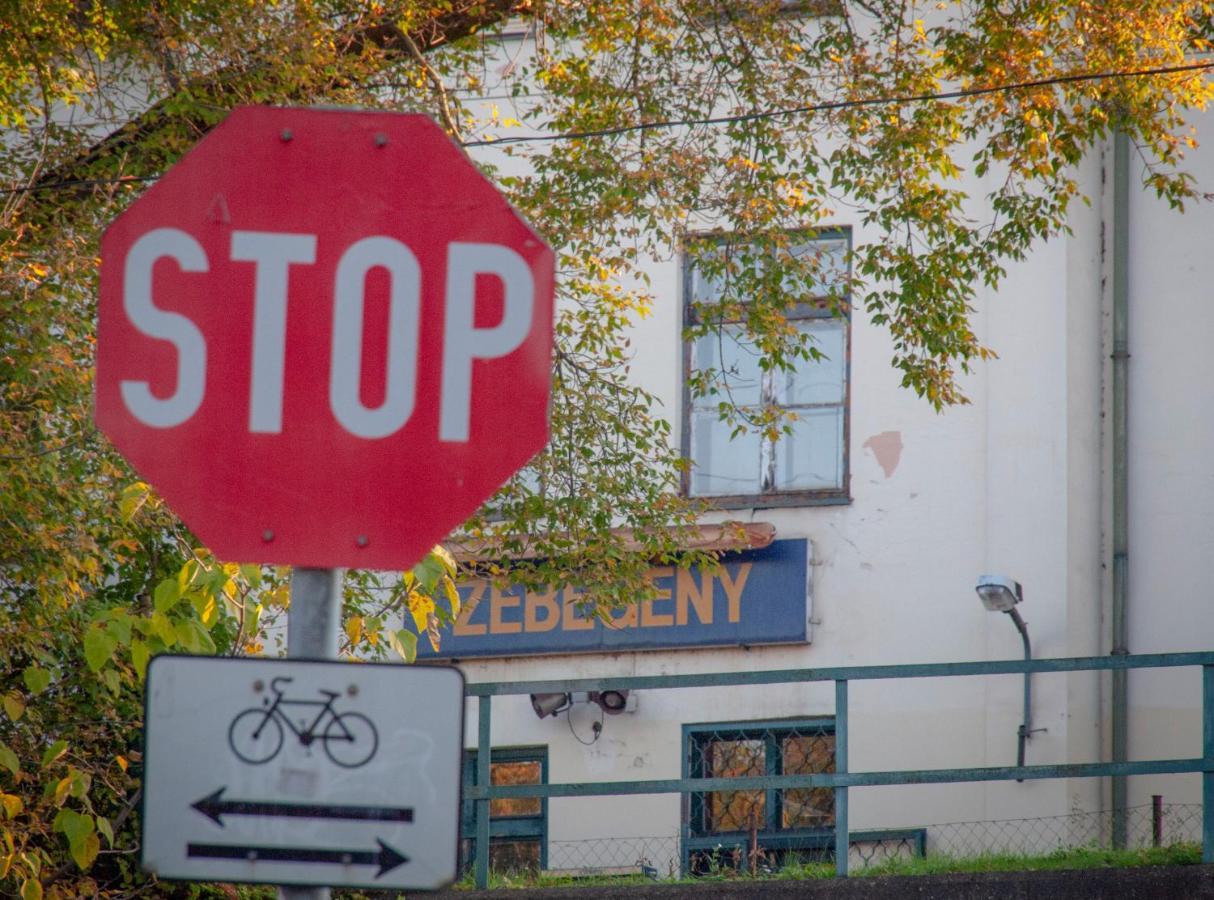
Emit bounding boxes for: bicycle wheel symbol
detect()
[228,709,284,764]
[323,712,378,768]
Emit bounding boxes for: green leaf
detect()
[150,612,176,647]
[412,555,446,592]
[106,612,132,646]
[83,627,117,672]
[191,621,216,655]
[57,808,93,843]
[3,693,24,722]
[22,666,50,694]
[102,669,121,694]
[21,878,42,900]
[389,629,418,664]
[118,481,151,521]
[0,741,19,776]
[174,619,199,653]
[153,577,182,613]
[70,830,99,871]
[41,739,68,768]
[130,639,150,680]
[95,815,113,848]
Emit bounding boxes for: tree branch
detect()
[31,1,532,197]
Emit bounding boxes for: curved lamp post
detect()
[976,575,1034,773]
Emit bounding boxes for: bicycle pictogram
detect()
[227,677,378,768]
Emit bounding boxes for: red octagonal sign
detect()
[96,107,554,570]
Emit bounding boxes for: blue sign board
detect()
[420,538,810,660]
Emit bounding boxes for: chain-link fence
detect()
[471,802,1199,882]
[926,801,1203,858]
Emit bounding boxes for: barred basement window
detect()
[684,719,835,873]
[461,747,547,874]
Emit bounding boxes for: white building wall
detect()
[454,52,1214,866]
[1121,118,1214,813]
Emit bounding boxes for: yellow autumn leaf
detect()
[407,591,435,633]
[345,615,364,646]
[426,612,441,652]
[442,577,461,617]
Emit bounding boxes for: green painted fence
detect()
[462,652,1214,887]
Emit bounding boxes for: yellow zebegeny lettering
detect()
[641,566,674,627]
[676,568,713,625]
[454,581,487,636]
[718,563,752,623]
[525,588,560,632]
[490,585,522,634]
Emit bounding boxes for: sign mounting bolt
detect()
[280,129,293,142]
[356,535,369,547]
[374,132,389,147]
[262,530,274,542]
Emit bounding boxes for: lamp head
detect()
[591,690,630,715]
[530,693,571,719]
[976,575,1023,613]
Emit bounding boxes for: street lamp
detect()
[975,575,1035,773]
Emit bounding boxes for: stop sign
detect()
[96,107,554,570]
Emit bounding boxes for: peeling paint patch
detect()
[863,430,903,479]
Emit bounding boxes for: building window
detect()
[683,719,835,873]
[461,747,548,874]
[683,231,850,507]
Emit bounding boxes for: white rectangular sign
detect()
[141,655,464,890]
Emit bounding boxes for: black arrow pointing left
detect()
[187,839,408,878]
[192,787,413,826]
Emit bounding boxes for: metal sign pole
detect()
[278,567,343,900]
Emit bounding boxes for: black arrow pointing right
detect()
[187,838,408,878]
[191,787,414,827]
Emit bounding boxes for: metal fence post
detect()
[476,695,492,888]
[835,679,849,877]
[1204,666,1213,863]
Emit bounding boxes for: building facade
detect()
[433,88,1214,875]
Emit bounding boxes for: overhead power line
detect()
[3,58,1212,197]
[461,59,1214,147]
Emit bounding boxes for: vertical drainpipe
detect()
[1111,129,1130,849]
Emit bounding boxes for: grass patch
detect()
[859,842,1202,877]
[191,843,1202,894]
[438,842,1202,890]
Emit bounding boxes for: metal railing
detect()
[463,651,1214,888]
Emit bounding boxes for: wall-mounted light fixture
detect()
[975,575,1037,776]
[590,690,632,715]
[530,692,571,719]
